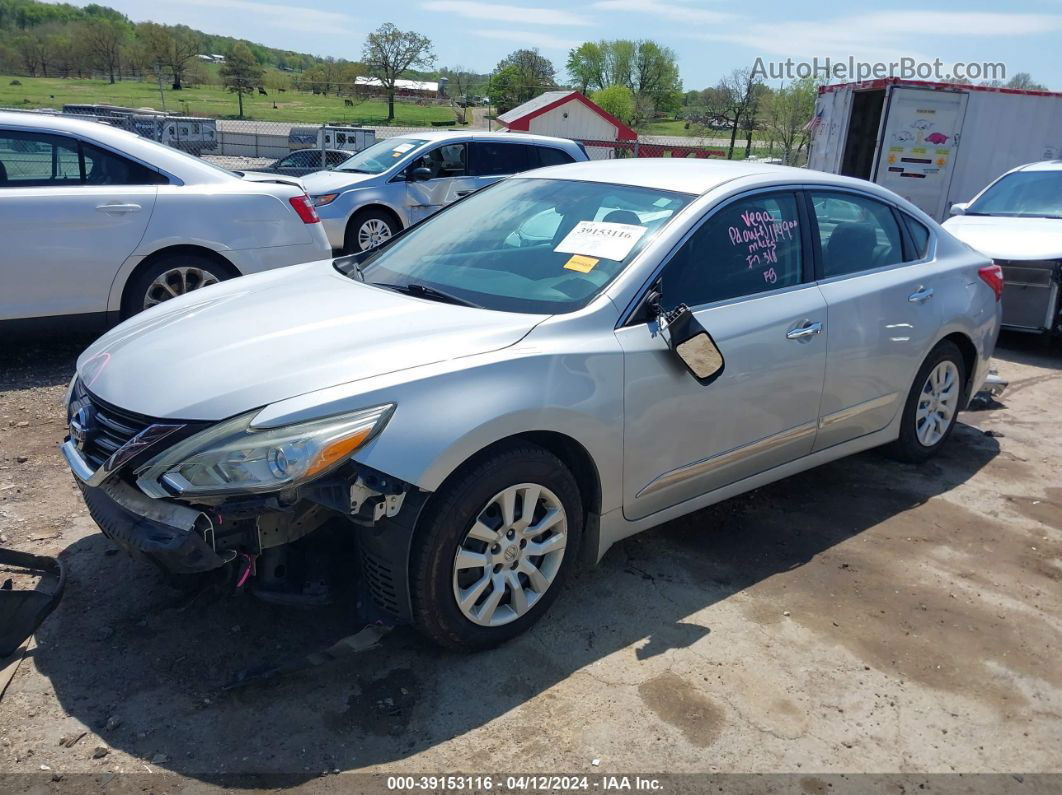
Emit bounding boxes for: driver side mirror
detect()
[408,166,432,182]
[648,286,724,384]
[949,202,969,216]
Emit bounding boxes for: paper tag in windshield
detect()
[555,221,647,262]
[393,143,416,153]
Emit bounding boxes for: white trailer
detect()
[289,125,376,154]
[807,79,1062,221]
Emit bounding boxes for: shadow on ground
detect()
[32,419,1000,781]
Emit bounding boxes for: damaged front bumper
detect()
[77,478,232,575]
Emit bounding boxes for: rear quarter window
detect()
[902,214,931,260]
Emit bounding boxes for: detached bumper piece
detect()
[79,480,232,575]
[0,549,66,657]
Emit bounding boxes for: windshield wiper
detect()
[371,282,481,308]
[338,167,370,174]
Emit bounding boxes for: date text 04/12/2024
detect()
[385,775,664,791]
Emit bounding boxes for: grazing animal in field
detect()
[344,98,353,107]
[258,87,268,96]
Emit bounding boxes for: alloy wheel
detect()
[452,482,568,627]
[358,218,393,250]
[915,360,960,447]
[143,266,220,309]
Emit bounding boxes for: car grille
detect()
[73,387,206,477]
[78,393,155,471]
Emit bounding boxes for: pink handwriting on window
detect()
[763,267,778,285]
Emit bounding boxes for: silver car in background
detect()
[62,160,1001,651]
[301,130,587,253]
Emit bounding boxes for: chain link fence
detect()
[2,105,801,173]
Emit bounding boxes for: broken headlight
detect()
[135,404,394,499]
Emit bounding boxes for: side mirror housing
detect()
[409,166,432,182]
[949,202,969,216]
[660,303,725,384]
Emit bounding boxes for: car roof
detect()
[0,109,232,184]
[385,129,578,148]
[1015,160,1062,172]
[512,158,877,196]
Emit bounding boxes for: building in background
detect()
[497,91,637,150]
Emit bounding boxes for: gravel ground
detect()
[0,330,1059,786]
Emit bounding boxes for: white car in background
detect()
[0,110,330,330]
[944,161,1062,335]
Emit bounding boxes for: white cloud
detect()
[692,11,1062,64]
[473,29,582,51]
[422,1,591,27]
[591,0,732,25]
[150,0,357,35]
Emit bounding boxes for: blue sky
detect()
[88,0,1062,89]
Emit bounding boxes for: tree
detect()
[698,68,763,159]
[362,22,434,121]
[567,40,680,123]
[591,84,635,125]
[567,42,605,93]
[762,78,817,165]
[82,18,124,83]
[220,41,263,119]
[138,22,199,90]
[493,48,555,111]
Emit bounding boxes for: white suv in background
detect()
[0,110,330,330]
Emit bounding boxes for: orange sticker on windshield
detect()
[564,255,599,273]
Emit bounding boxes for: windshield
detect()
[967,171,1062,218]
[349,177,693,313]
[334,138,429,174]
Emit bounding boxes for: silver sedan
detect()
[62,159,1002,650]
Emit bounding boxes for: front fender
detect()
[254,343,626,514]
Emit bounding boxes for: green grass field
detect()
[0,75,457,126]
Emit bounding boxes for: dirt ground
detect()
[0,331,1059,785]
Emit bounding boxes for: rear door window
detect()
[471,141,528,176]
[809,191,904,277]
[80,142,166,185]
[528,146,575,168]
[0,130,81,187]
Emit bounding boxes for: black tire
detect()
[122,251,235,319]
[410,443,583,651]
[886,340,967,463]
[343,208,399,254]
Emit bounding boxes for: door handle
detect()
[96,203,142,214]
[786,321,823,340]
[908,286,935,303]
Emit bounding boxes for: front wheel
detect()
[887,341,966,463]
[410,443,583,651]
[343,208,398,254]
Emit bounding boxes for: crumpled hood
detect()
[78,260,544,420]
[300,170,377,195]
[943,215,1062,261]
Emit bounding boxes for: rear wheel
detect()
[410,443,582,651]
[887,341,966,463]
[122,251,234,318]
[343,208,398,254]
